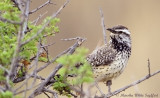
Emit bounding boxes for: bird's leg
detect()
[106,80,112,94]
[95,82,105,96]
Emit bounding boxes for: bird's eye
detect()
[118,31,123,34]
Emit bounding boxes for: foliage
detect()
[0,0,20,65]
[53,75,71,97]
[53,47,94,96]
[0,91,21,98]
[0,91,13,98]
[0,0,60,65]
[0,0,60,97]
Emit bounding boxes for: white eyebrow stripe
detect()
[115,29,130,35]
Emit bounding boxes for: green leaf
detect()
[1,91,13,98]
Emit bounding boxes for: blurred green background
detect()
[29,0,160,97]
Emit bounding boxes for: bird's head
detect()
[107,25,131,50]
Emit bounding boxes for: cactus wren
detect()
[87,25,131,82]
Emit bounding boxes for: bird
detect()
[86,25,131,84]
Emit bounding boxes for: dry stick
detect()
[44,89,58,98]
[40,43,50,62]
[99,8,107,45]
[103,69,160,98]
[36,45,70,72]
[31,11,48,25]
[14,40,42,96]
[14,83,41,95]
[29,0,52,14]
[40,42,55,48]
[9,0,30,84]
[14,40,41,95]
[14,0,70,83]
[80,83,83,98]
[25,39,41,95]
[14,40,70,84]
[21,0,70,46]
[0,87,5,91]
[0,64,9,91]
[100,8,112,96]
[0,64,9,74]
[148,59,151,76]
[95,82,104,95]
[28,37,86,98]
[43,92,50,98]
[36,39,84,73]
[69,86,85,97]
[14,74,45,94]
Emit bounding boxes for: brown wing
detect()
[86,46,116,66]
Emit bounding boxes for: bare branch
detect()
[40,42,55,48]
[99,8,107,45]
[9,0,30,83]
[0,64,9,74]
[21,0,70,46]
[44,89,58,98]
[95,82,104,96]
[103,69,160,98]
[29,0,53,14]
[61,37,86,41]
[14,83,41,95]
[13,37,78,84]
[31,11,48,25]
[36,45,70,72]
[22,39,42,97]
[13,74,45,93]
[0,86,5,91]
[29,37,86,98]
[148,59,151,76]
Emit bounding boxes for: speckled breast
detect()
[93,51,129,82]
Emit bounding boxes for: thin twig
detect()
[36,46,69,72]
[0,64,9,74]
[40,43,50,62]
[9,0,30,86]
[21,0,70,46]
[44,89,58,98]
[43,91,50,98]
[61,37,85,41]
[29,38,84,98]
[26,39,41,94]
[43,32,55,37]
[36,37,85,73]
[14,83,41,95]
[28,37,86,98]
[103,69,160,98]
[0,87,5,91]
[40,42,55,48]
[69,86,85,97]
[29,0,53,14]
[95,82,104,96]
[13,74,45,93]
[99,8,107,45]
[80,83,83,98]
[31,11,48,25]
[148,59,151,76]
